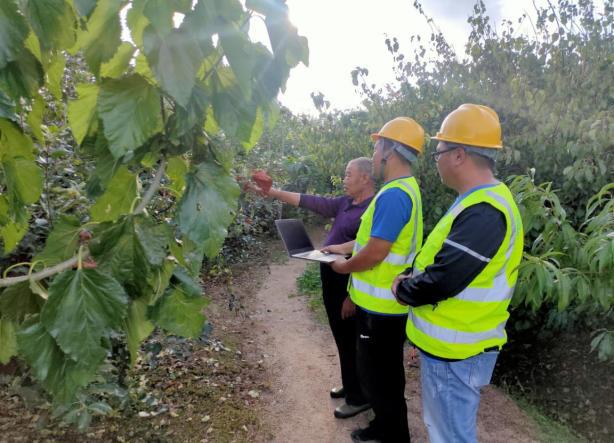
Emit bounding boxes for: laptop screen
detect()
[275,219,314,254]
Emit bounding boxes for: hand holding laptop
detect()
[275,219,347,263]
[320,239,355,256]
[320,244,344,254]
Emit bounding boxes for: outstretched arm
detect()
[268,187,300,206]
[246,183,300,206]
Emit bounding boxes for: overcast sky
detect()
[273,0,543,115]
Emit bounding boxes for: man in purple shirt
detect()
[248,157,375,419]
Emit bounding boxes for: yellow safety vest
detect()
[349,176,423,314]
[406,183,524,359]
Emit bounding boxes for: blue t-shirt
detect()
[370,186,413,242]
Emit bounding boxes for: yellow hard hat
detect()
[371,117,425,154]
[432,104,503,149]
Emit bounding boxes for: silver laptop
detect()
[275,219,346,263]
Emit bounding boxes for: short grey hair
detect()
[349,157,374,180]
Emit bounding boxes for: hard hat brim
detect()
[431,134,503,149]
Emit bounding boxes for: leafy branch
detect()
[0,158,167,287]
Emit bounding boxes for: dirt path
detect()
[248,232,542,443]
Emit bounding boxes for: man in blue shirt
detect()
[328,117,425,442]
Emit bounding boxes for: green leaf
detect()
[0,49,44,100]
[557,274,571,311]
[219,29,256,96]
[3,157,43,204]
[88,401,113,415]
[24,31,42,63]
[77,410,92,431]
[166,156,188,197]
[0,0,29,69]
[181,1,217,52]
[124,297,154,365]
[169,236,205,277]
[176,162,240,258]
[44,51,65,99]
[17,317,100,403]
[126,0,149,49]
[41,269,129,366]
[0,195,8,225]
[246,0,277,15]
[143,26,203,107]
[211,85,263,147]
[24,0,76,51]
[214,0,243,23]
[73,0,96,17]
[0,201,29,254]
[82,132,121,197]
[29,279,49,301]
[35,215,82,266]
[90,215,170,295]
[149,286,207,338]
[73,0,125,75]
[27,93,45,142]
[171,266,202,297]
[204,105,219,135]
[68,83,99,145]
[0,217,28,253]
[146,258,174,305]
[97,74,163,157]
[100,42,135,79]
[591,331,614,362]
[140,151,157,168]
[134,217,169,267]
[0,118,35,160]
[90,166,137,222]
[134,52,156,84]
[143,0,176,37]
[0,282,44,322]
[0,319,17,363]
[262,1,308,67]
[597,240,612,273]
[170,82,208,138]
[239,105,264,149]
[0,91,17,121]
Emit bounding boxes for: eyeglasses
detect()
[430,145,462,162]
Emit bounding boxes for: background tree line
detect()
[241,0,613,361]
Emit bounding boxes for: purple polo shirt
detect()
[299,194,373,246]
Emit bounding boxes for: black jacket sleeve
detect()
[396,203,507,307]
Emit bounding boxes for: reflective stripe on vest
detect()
[453,273,514,302]
[354,242,417,267]
[408,310,507,344]
[351,277,396,301]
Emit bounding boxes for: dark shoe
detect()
[330,386,345,399]
[350,425,381,442]
[334,401,371,419]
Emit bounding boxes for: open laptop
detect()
[275,219,347,263]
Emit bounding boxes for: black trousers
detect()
[320,263,366,405]
[356,308,410,442]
